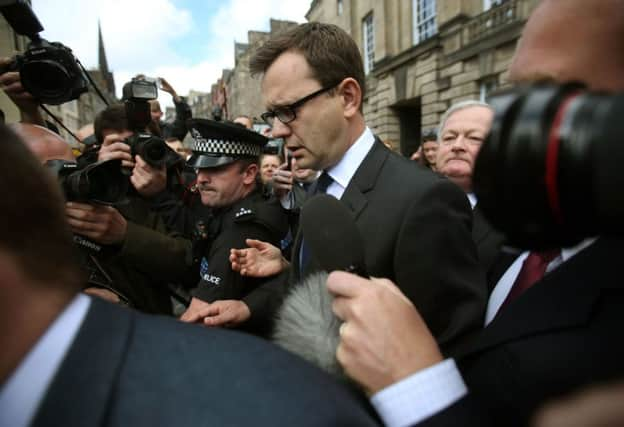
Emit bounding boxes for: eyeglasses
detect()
[261,84,337,126]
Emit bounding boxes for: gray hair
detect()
[437,100,494,143]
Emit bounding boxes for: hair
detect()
[94,104,128,144]
[437,100,494,143]
[249,22,366,103]
[236,156,259,173]
[0,125,82,290]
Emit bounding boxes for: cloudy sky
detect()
[31,0,310,107]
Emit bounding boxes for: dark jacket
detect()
[31,298,380,427]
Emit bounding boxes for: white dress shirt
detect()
[324,126,376,200]
[370,238,596,427]
[0,294,90,427]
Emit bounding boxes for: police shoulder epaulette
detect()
[234,206,254,221]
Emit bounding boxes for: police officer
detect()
[179,119,288,335]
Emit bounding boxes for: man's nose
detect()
[270,119,292,138]
[451,136,467,150]
[197,169,211,182]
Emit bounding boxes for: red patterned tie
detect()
[501,249,560,307]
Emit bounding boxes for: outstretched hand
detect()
[230,238,288,277]
[180,297,250,328]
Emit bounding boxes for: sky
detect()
[31,0,311,108]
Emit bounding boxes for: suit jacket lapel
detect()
[340,138,388,219]
[31,299,133,427]
[472,205,491,245]
[459,237,623,358]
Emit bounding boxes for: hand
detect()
[98,133,134,168]
[180,298,251,327]
[0,57,43,125]
[327,271,444,395]
[131,155,167,197]
[83,287,121,304]
[534,383,624,427]
[230,238,287,277]
[158,77,179,101]
[271,161,295,198]
[65,202,128,245]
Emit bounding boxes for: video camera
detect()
[473,82,624,250]
[122,78,172,168]
[0,1,88,105]
[45,158,129,205]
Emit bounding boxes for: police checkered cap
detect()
[188,119,266,158]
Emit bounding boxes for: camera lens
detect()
[21,60,71,103]
[473,83,624,249]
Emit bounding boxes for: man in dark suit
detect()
[434,100,505,287]
[0,125,379,427]
[209,22,487,354]
[327,0,624,426]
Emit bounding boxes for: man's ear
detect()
[243,163,258,185]
[338,77,362,118]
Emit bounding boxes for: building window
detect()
[337,0,343,16]
[483,0,507,10]
[413,0,437,45]
[362,13,374,74]
[479,78,498,102]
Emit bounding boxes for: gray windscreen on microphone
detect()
[299,194,368,277]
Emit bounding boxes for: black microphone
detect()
[299,194,368,277]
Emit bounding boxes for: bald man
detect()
[326,1,624,426]
[10,123,74,162]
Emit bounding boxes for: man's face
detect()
[422,141,438,165]
[436,106,493,191]
[196,161,254,208]
[149,100,163,123]
[260,154,281,184]
[509,0,624,91]
[261,51,347,170]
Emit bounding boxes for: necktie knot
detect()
[502,248,561,307]
[312,172,333,195]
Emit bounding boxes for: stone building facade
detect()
[307,0,539,156]
[0,10,30,124]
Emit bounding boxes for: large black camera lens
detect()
[47,159,128,205]
[473,83,624,249]
[20,60,72,103]
[126,133,168,168]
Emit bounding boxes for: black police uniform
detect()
[191,187,287,303]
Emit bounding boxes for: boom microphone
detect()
[299,194,368,276]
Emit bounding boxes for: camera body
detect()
[12,37,89,105]
[46,158,129,205]
[122,78,170,168]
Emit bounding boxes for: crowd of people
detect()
[2,0,624,426]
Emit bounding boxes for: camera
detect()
[45,158,129,205]
[0,1,89,105]
[473,82,624,250]
[122,78,170,168]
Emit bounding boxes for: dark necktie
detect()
[309,172,333,195]
[299,172,333,270]
[501,249,561,307]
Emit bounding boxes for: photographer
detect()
[326,1,624,426]
[139,75,192,141]
[65,103,193,314]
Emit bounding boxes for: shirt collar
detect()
[326,127,375,191]
[0,294,90,427]
[466,193,477,209]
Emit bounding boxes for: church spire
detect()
[98,20,109,75]
[97,20,115,95]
